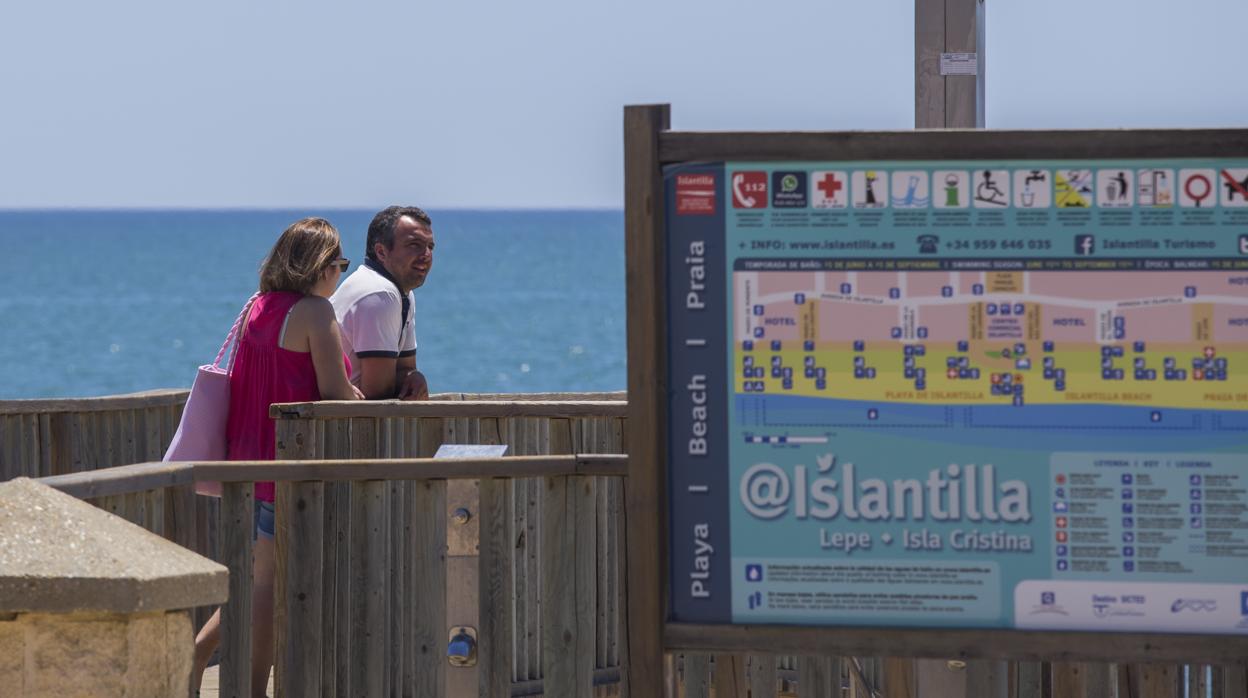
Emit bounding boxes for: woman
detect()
[192,217,362,696]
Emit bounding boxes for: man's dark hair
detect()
[365,205,432,261]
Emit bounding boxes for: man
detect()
[331,206,434,399]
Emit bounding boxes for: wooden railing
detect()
[40,454,627,698]
[267,399,630,697]
[13,391,1246,697]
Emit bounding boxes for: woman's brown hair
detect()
[259,217,342,294]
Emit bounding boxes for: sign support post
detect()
[916,0,985,129]
[624,103,672,698]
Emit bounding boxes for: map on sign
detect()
[665,157,1248,634]
[735,269,1242,410]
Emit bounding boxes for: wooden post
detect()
[281,480,324,697]
[542,474,597,696]
[219,482,254,698]
[479,476,514,697]
[915,0,983,128]
[623,102,672,698]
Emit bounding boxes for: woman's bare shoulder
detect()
[291,295,336,322]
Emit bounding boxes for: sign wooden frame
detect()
[624,103,1248,697]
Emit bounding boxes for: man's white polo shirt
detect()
[330,260,417,384]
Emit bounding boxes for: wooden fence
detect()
[38,454,626,698]
[8,390,1247,696]
[266,399,630,697]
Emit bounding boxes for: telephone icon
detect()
[917,235,940,254]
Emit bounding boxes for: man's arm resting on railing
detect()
[357,354,427,400]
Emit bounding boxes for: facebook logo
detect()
[1075,234,1095,255]
[745,564,763,582]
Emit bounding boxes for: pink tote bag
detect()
[163,294,258,497]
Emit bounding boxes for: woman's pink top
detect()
[226,292,349,502]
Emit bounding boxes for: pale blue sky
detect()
[1,0,1244,209]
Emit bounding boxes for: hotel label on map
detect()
[665,159,1248,632]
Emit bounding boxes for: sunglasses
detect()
[330,258,350,272]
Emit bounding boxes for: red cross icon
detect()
[817,173,844,200]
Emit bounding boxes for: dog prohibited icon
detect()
[1220,168,1248,207]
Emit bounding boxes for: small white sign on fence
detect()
[434,444,509,459]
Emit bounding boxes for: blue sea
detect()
[0,210,625,399]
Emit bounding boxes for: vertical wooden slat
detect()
[412,477,447,698]
[68,412,90,472]
[596,472,609,671]
[274,417,319,697]
[393,418,416,697]
[750,655,778,698]
[713,653,748,698]
[884,657,917,698]
[1016,661,1044,698]
[1085,663,1113,698]
[608,418,628,697]
[47,413,71,475]
[798,656,837,698]
[143,406,164,462]
[3,416,22,480]
[1220,665,1247,698]
[38,413,54,477]
[25,414,41,478]
[380,418,402,698]
[1139,663,1180,698]
[967,660,1010,698]
[99,410,116,468]
[281,480,324,697]
[323,418,350,698]
[526,420,544,681]
[118,408,138,464]
[685,654,711,698]
[349,478,387,697]
[219,482,254,698]
[479,476,514,698]
[623,102,671,698]
[1052,662,1084,697]
[542,474,596,696]
[166,482,197,551]
[513,477,530,682]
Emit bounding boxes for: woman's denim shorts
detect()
[254,500,276,541]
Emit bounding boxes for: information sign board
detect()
[666,158,1248,634]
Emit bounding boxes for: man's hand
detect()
[397,369,429,400]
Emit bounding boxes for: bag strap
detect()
[212,292,261,370]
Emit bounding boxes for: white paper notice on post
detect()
[940,52,978,76]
